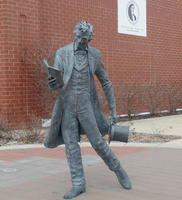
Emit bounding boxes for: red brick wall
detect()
[0,0,41,128]
[0,0,7,120]
[0,0,181,128]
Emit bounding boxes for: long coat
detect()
[44,42,116,148]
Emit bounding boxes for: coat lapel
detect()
[88,46,96,75]
[62,43,74,89]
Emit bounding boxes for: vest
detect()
[64,50,90,97]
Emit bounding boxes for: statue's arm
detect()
[95,54,117,116]
[53,50,64,72]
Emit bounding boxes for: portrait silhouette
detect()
[128,3,137,22]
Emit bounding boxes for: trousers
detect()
[61,93,121,187]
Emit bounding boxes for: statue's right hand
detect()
[48,76,57,88]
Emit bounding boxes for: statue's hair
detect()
[73,21,94,41]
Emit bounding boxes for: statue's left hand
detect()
[111,108,118,124]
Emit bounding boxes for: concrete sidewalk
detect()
[120,114,182,149]
[0,146,182,200]
[122,114,182,136]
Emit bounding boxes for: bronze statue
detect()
[44,21,132,199]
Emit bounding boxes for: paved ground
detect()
[1,115,182,199]
[0,146,182,200]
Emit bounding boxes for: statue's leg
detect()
[78,100,132,189]
[61,110,86,199]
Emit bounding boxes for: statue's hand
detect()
[48,76,57,89]
[111,108,118,124]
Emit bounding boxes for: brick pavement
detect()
[0,146,182,200]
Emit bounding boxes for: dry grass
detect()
[1,124,182,146]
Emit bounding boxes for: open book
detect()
[43,59,64,88]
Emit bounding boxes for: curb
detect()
[0,141,182,150]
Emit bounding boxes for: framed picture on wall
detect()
[118,0,147,37]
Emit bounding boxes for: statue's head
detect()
[73,21,94,42]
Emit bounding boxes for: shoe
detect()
[115,168,132,190]
[63,186,86,199]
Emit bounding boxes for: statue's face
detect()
[77,34,90,48]
[131,5,135,14]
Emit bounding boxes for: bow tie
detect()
[74,49,87,55]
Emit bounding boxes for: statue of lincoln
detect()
[44,21,132,199]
